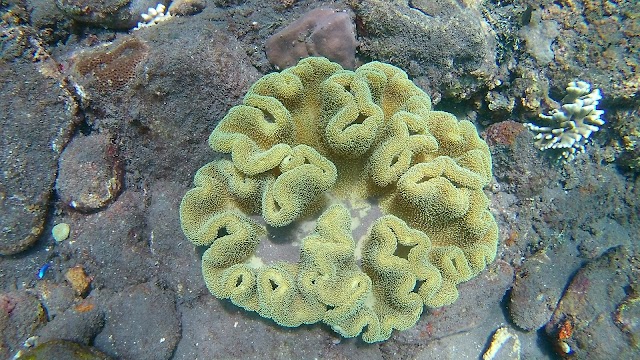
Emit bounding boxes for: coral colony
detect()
[134,4,172,30]
[180,57,498,343]
[525,81,605,161]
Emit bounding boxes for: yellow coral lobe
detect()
[180,57,498,343]
[262,145,337,227]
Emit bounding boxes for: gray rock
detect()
[508,247,583,331]
[36,298,105,345]
[545,246,640,358]
[173,294,384,359]
[34,281,77,320]
[0,290,47,359]
[0,27,79,255]
[94,282,180,360]
[56,133,123,212]
[352,0,499,101]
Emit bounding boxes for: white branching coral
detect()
[134,4,172,30]
[525,81,605,161]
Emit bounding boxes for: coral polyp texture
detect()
[525,81,605,161]
[72,36,149,95]
[180,57,498,342]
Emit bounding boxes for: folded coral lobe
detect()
[179,57,498,342]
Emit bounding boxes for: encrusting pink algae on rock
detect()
[180,57,498,343]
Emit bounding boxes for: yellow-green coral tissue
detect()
[179,57,499,343]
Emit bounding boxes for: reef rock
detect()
[265,8,358,69]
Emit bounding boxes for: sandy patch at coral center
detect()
[252,195,384,265]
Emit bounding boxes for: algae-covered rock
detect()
[55,0,166,29]
[351,0,498,100]
[0,27,79,255]
[180,57,498,342]
[0,291,47,359]
[17,339,111,360]
[545,246,640,358]
[55,133,123,212]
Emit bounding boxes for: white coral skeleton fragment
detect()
[135,3,172,30]
[525,81,605,161]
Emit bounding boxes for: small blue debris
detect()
[37,263,50,279]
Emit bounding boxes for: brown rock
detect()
[0,27,80,255]
[65,266,92,296]
[70,36,150,95]
[545,246,640,358]
[168,0,205,16]
[55,133,123,212]
[0,291,47,359]
[352,0,498,100]
[265,8,358,69]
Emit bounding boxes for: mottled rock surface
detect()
[545,246,640,359]
[483,120,556,198]
[168,0,206,16]
[36,298,105,345]
[94,282,180,360]
[56,133,123,212]
[353,0,500,101]
[509,248,583,331]
[0,291,47,359]
[0,27,79,255]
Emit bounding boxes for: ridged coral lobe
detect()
[180,57,498,342]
